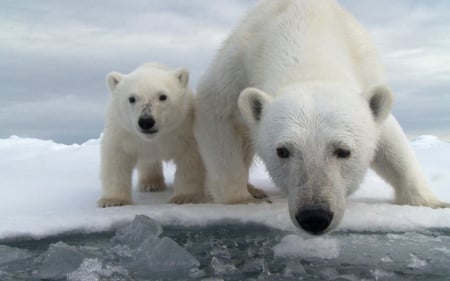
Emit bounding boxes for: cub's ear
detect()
[106,72,124,93]
[366,84,393,123]
[174,68,190,88]
[238,88,273,126]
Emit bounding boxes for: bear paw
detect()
[139,181,167,192]
[170,194,204,204]
[247,183,268,199]
[395,192,450,208]
[97,198,132,208]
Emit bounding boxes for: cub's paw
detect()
[97,198,132,208]
[139,180,167,192]
[170,194,204,205]
[247,183,268,199]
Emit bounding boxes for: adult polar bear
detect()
[194,0,449,235]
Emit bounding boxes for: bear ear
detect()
[238,88,273,126]
[106,72,124,93]
[366,84,394,123]
[174,68,190,88]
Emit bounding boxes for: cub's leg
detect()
[98,140,135,207]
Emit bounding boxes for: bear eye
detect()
[129,96,136,104]
[276,147,290,159]
[159,94,168,102]
[335,148,351,159]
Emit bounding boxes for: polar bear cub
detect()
[98,63,205,207]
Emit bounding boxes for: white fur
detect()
[194,0,448,233]
[98,63,205,207]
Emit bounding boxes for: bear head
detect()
[106,64,191,140]
[239,83,393,235]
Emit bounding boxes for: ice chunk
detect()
[371,269,398,280]
[127,237,199,278]
[67,258,130,281]
[0,270,13,281]
[273,234,340,259]
[282,261,306,278]
[407,253,427,269]
[38,241,84,280]
[241,258,265,274]
[67,258,102,281]
[112,215,162,248]
[210,245,231,259]
[0,245,31,265]
[210,256,239,275]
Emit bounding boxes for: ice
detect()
[110,215,200,278]
[67,258,130,281]
[282,260,306,278]
[1,220,450,280]
[241,258,266,274]
[0,131,449,281]
[210,256,239,275]
[273,234,340,259]
[407,253,427,269]
[128,236,200,278]
[111,215,162,249]
[0,245,31,265]
[38,241,85,280]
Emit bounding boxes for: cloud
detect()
[341,0,450,134]
[0,0,449,143]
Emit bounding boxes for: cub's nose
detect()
[138,117,156,131]
[295,206,333,235]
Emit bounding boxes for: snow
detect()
[0,135,449,241]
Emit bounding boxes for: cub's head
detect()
[106,64,191,140]
[239,84,393,235]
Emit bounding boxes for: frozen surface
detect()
[111,215,162,248]
[0,135,449,280]
[0,245,31,265]
[0,135,449,241]
[273,235,340,259]
[1,216,450,280]
[38,242,85,279]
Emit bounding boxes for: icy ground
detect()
[1,215,450,280]
[0,135,450,280]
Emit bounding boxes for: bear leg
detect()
[170,148,206,204]
[98,143,135,207]
[137,160,167,192]
[195,116,255,204]
[371,115,449,208]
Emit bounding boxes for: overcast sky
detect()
[1,0,449,144]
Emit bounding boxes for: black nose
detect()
[296,206,333,235]
[138,117,155,131]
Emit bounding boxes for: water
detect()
[1,215,449,281]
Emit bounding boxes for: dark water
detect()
[1,217,449,281]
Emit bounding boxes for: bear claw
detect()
[139,182,167,192]
[247,183,268,199]
[97,198,132,208]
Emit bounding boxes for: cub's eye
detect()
[276,147,290,159]
[159,94,168,101]
[335,149,351,159]
[129,96,136,104]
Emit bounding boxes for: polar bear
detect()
[98,63,205,207]
[194,0,449,234]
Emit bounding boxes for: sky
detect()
[1,0,449,144]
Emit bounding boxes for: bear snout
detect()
[295,205,334,235]
[138,116,157,133]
